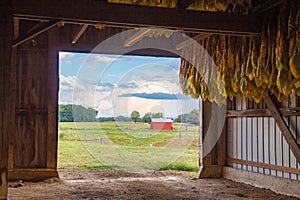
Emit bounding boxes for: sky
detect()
[59,52,199,118]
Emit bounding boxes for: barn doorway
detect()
[57,51,200,172]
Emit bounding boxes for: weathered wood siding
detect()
[227,97,300,180]
[15,48,48,168]
[0,1,13,199]
[9,28,58,180]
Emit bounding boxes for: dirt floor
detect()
[8,169,299,200]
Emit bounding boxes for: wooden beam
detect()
[26,21,48,34]
[227,109,271,117]
[47,26,59,171]
[176,33,210,50]
[0,1,13,199]
[264,96,300,164]
[13,18,19,39]
[12,0,261,35]
[72,24,88,44]
[123,29,152,47]
[227,157,300,175]
[227,107,300,117]
[177,0,195,9]
[12,19,60,48]
[8,168,58,181]
[58,42,179,58]
[252,0,283,15]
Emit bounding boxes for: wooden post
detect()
[0,1,13,199]
[47,27,59,170]
[198,101,227,178]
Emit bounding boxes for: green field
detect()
[58,122,199,171]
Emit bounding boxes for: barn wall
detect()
[57,24,178,57]
[8,29,58,181]
[0,1,13,198]
[150,122,172,130]
[227,97,300,180]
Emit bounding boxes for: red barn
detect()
[150,118,173,131]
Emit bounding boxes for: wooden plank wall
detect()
[8,25,58,180]
[227,97,300,180]
[57,24,178,57]
[14,47,48,168]
[0,1,13,199]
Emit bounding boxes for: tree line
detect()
[59,104,98,122]
[59,104,199,125]
[173,109,199,125]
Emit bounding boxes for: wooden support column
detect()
[264,96,300,164]
[47,27,59,171]
[198,101,227,178]
[0,1,13,199]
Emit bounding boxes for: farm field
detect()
[58,122,199,171]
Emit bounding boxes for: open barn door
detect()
[8,27,59,181]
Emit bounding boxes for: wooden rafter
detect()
[252,0,283,15]
[12,19,60,47]
[176,33,210,50]
[264,96,300,164]
[26,21,47,34]
[12,0,261,35]
[177,0,195,9]
[72,24,88,44]
[123,29,151,47]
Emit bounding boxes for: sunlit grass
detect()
[58,122,199,171]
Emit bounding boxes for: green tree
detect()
[152,112,163,118]
[174,115,182,123]
[143,112,164,123]
[130,110,140,123]
[115,115,130,122]
[59,104,98,122]
[59,104,74,122]
[175,109,199,125]
[142,113,151,123]
[97,117,115,122]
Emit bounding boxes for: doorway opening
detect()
[57,51,200,172]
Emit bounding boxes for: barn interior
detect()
[0,0,300,199]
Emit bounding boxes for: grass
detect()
[58,140,103,169]
[58,122,199,171]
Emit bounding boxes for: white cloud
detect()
[59,56,198,118]
[115,80,180,96]
[59,75,198,118]
[95,55,117,63]
[59,52,75,60]
[98,100,112,110]
[85,55,121,64]
[110,96,198,118]
[59,75,77,90]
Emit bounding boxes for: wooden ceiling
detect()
[11,0,283,52]
[11,0,283,35]
[107,0,283,13]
